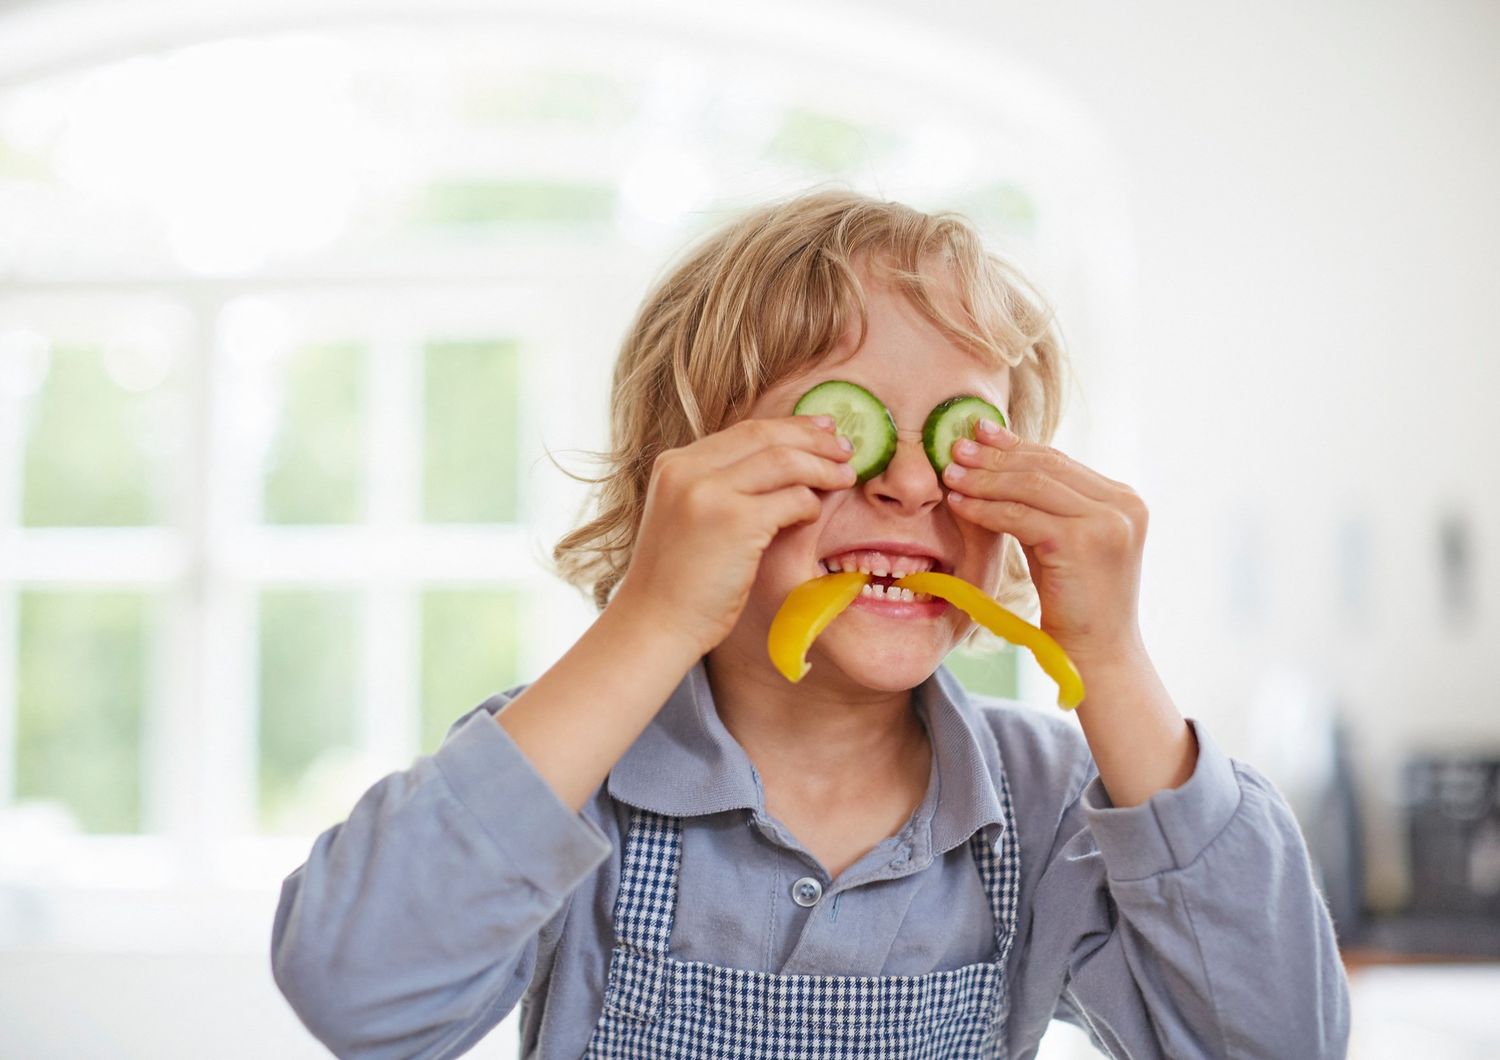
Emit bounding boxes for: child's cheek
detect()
[757,507,833,585]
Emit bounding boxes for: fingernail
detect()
[812,415,834,429]
[945,463,966,481]
[837,434,853,452]
[955,438,979,457]
[978,418,1001,435]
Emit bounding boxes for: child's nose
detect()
[862,433,943,515]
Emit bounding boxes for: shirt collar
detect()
[607,659,1010,856]
[607,661,762,817]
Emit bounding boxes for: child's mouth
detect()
[816,549,948,603]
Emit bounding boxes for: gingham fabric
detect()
[583,770,1021,1059]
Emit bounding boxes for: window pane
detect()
[413,180,616,228]
[764,108,899,173]
[423,340,521,524]
[945,641,1018,700]
[16,591,155,833]
[263,340,365,525]
[258,589,359,833]
[951,180,1039,240]
[21,341,178,526]
[420,589,522,754]
[459,68,636,130]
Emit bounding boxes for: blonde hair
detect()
[553,188,1069,618]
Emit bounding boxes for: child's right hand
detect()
[611,415,857,656]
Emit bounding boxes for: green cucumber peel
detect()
[792,380,898,483]
[922,395,1006,473]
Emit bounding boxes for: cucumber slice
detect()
[793,380,897,483]
[922,395,1006,473]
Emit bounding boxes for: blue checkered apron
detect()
[583,775,1021,1059]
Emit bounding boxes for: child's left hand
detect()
[941,420,1149,666]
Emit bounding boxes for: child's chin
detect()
[819,643,944,694]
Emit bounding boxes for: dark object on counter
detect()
[1340,751,1500,962]
[1352,912,1500,960]
[1315,736,1500,961]
[1403,754,1500,918]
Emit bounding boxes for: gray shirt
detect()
[271,662,1351,1058]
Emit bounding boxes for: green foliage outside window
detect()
[21,344,172,527]
[459,70,636,128]
[257,589,359,833]
[420,589,522,755]
[423,339,522,524]
[17,591,153,833]
[263,341,365,525]
[945,641,1019,700]
[765,108,897,173]
[414,180,616,228]
[950,179,1038,239]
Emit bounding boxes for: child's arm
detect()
[941,418,1192,802]
[1023,720,1349,1058]
[271,692,615,1058]
[497,414,855,811]
[272,415,853,1055]
[945,421,1349,1055]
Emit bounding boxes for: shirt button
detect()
[791,876,823,907]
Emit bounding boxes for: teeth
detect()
[856,584,934,604]
[824,551,942,593]
[824,552,938,577]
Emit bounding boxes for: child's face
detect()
[732,264,1011,695]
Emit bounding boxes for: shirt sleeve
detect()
[1035,718,1350,1059]
[270,693,613,1060]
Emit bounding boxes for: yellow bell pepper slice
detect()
[766,571,869,682]
[893,571,1086,710]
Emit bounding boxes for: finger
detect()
[941,461,1092,517]
[724,444,858,494]
[946,492,1074,551]
[694,416,853,471]
[958,424,1125,503]
[753,484,824,532]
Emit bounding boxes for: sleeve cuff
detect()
[1080,717,1241,882]
[433,709,613,897]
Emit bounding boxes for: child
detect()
[272,190,1350,1058]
